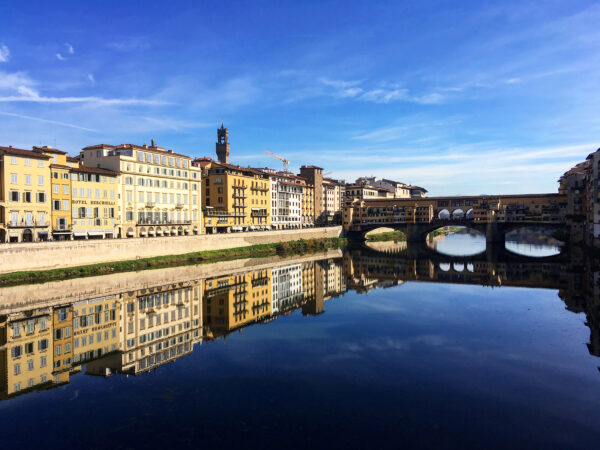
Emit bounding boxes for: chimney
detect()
[151,139,155,147]
[168,149,173,153]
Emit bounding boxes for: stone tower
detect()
[216,121,230,164]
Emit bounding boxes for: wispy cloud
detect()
[0,44,9,63]
[55,53,66,61]
[65,43,74,54]
[141,116,212,131]
[87,74,95,84]
[0,111,97,132]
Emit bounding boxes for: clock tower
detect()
[216,121,230,164]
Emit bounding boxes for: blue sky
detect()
[0,0,599,195]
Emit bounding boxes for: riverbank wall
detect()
[0,226,343,274]
[0,249,342,313]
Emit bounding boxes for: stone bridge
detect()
[343,193,568,246]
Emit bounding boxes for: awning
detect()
[73,230,87,237]
[37,231,49,236]
[163,228,170,235]
[127,230,134,237]
[156,228,163,235]
[148,229,155,236]
[139,230,147,236]
[9,231,19,237]
[88,230,105,237]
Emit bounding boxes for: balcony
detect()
[233,192,247,198]
[233,203,247,208]
[146,201,156,208]
[175,202,185,209]
[136,218,192,226]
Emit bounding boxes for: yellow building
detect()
[79,142,202,238]
[72,296,120,364]
[41,147,73,240]
[52,305,73,378]
[300,181,315,227]
[0,308,54,398]
[197,160,271,233]
[70,165,120,239]
[0,145,52,242]
[203,268,272,337]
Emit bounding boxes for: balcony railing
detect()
[136,218,192,226]
[175,202,185,209]
[146,201,156,208]
[233,193,247,199]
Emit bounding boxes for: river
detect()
[0,234,598,449]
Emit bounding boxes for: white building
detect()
[271,264,303,314]
[269,172,303,230]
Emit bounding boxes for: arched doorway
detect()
[22,229,33,242]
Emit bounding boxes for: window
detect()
[53,184,59,194]
[65,342,71,354]
[23,192,31,202]
[28,359,34,371]
[38,175,44,186]
[27,320,35,333]
[38,160,44,168]
[40,356,47,367]
[56,345,62,356]
[38,339,48,351]
[14,364,21,375]
[63,184,69,195]
[37,192,46,203]
[62,200,69,211]
[138,152,144,162]
[53,200,61,210]
[25,175,31,185]
[40,317,47,330]
[12,346,22,358]
[25,342,34,354]
[25,158,31,166]
[10,173,17,184]
[9,191,19,202]
[11,156,17,164]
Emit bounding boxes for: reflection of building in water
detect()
[52,305,74,383]
[72,296,120,365]
[204,269,272,338]
[0,308,55,398]
[104,281,203,376]
[322,259,346,300]
[272,264,304,315]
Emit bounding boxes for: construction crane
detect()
[262,150,290,172]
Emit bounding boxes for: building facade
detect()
[198,161,271,233]
[0,146,52,243]
[79,142,202,238]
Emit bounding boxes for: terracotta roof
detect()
[67,156,79,162]
[32,146,67,155]
[300,165,323,170]
[82,144,116,150]
[83,143,191,159]
[72,164,119,176]
[50,164,72,170]
[209,161,269,177]
[0,146,51,159]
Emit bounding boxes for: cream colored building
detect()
[79,142,202,238]
[120,280,203,374]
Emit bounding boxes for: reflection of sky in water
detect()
[2,280,599,448]
[431,231,562,257]
[505,241,562,257]
[430,231,487,256]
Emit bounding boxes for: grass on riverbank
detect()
[366,231,407,242]
[428,226,461,238]
[0,237,348,287]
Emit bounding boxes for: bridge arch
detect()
[466,208,473,219]
[453,262,465,272]
[452,209,464,219]
[439,262,451,272]
[438,209,450,220]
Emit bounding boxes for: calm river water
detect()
[0,233,598,449]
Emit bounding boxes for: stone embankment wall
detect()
[0,249,343,313]
[0,227,343,274]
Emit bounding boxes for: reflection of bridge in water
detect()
[344,246,600,371]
